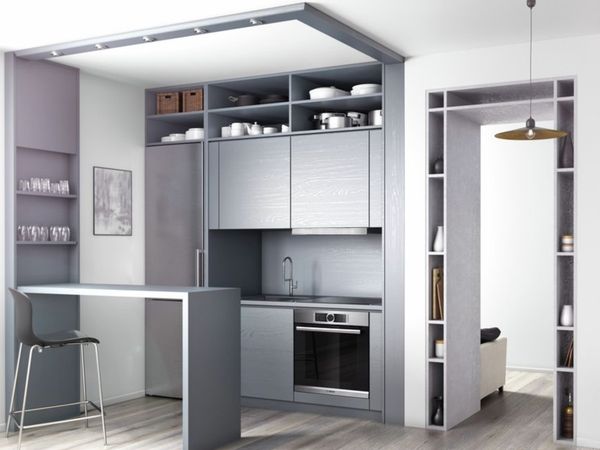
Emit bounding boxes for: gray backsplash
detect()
[261,230,383,298]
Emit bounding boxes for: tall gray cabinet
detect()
[5,55,81,424]
[145,142,204,398]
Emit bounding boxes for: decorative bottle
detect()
[432,396,444,426]
[562,390,574,439]
[433,226,444,252]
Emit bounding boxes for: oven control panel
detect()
[315,312,347,323]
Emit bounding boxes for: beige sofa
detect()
[480,337,507,399]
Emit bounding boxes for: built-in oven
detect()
[294,309,369,399]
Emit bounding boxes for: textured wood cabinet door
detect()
[219,137,291,229]
[241,307,294,401]
[291,131,369,228]
[369,130,384,228]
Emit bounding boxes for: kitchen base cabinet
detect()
[241,307,294,401]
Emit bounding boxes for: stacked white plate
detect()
[351,83,382,96]
[160,128,204,142]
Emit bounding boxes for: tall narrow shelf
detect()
[554,78,576,445]
[426,92,447,429]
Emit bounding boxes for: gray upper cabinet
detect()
[241,306,293,401]
[146,143,203,286]
[219,137,291,229]
[369,130,383,228]
[15,58,79,154]
[291,131,369,228]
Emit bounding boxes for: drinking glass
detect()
[59,180,70,195]
[28,225,40,242]
[41,178,51,193]
[60,226,71,242]
[39,226,49,241]
[50,226,60,242]
[17,225,28,241]
[30,177,41,192]
[50,182,60,194]
[18,179,31,192]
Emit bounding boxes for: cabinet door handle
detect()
[195,249,204,287]
[295,326,361,335]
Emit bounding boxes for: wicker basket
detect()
[182,89,204,112]
[156,92,181,114]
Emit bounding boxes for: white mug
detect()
[221,126,232,138]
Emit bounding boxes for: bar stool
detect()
[6,288,107,449]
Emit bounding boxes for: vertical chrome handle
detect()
[195,249,202,287]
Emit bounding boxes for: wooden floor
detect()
[0,371,584,449]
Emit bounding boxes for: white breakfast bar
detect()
[18,283,241,450]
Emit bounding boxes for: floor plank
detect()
[0,371,587,449]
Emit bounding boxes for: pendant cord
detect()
[529,3,533,119]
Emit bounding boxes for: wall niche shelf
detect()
[425,78,577,444]
[17,241,77,246]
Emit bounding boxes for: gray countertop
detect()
[241,294,382,311]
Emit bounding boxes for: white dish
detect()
[169,133,186,141]
[309,86,349,100]
[221,126,232,138]
[263,127,278,134]
[161,136,174,142]
[351,83,382,96]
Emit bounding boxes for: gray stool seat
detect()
[37,330,100,347]
[6,288,107,449]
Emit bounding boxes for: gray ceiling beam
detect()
[14,3,404,64]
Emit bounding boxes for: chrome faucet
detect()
[282,256,298,296]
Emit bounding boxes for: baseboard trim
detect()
[506,365,553,373]
[104,390,146,406]
[575,438,599,449]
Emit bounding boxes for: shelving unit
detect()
[425,78,577,444]
[145,62,383,143]
[554,78,576,445]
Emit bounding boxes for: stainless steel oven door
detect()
[294,310,369,399]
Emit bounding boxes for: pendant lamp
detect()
[495,0,567,140]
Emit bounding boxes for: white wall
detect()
[0,50,6,427]
[405,34,600,447]
[480,122,554,371]
[79,73,145,404]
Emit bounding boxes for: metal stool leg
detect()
[6,343,23,437]
[17,345,37,450]
[81,344,89,428]
[93,343,107,445]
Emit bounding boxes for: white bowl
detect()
[161,136,174,142]
[309,86,349,100]
[263,127,279,134]
[169,133,186,141]
[351,83,382,96]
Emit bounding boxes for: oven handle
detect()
[295,326,361,335]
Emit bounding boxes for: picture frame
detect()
[93,166,132,236]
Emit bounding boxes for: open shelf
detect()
[291,93,382,112]
[17,241,77,246]
[147,111,204,125]
[146,139,204,147]
[17,191,77,199]
[208,102,289,122]
[428,358,445,364]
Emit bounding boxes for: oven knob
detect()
[326,313,335,323]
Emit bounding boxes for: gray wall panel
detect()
[261,230,382,297]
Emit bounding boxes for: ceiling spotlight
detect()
[142,36,156,43]
[94,43,108,50]
[249,18,264,25]
[50,50,63,57]
[193,27,208,34]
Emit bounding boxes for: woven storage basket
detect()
[156,92,181,114]
[182,89,204,112]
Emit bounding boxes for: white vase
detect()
[560,305,574,327]
[433,226,444,252]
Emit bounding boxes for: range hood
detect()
[291,228,368,236]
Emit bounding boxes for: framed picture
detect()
[93,166,132,236]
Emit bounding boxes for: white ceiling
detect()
[2,0,600,86]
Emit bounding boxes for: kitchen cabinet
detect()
[145,142,204,398]
[241,306,293,401]
[369,130,383,228]
[291,131,369,228]
[369,312,383,411]
[218,137,291,229]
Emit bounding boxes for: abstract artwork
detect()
[93,166,132,236]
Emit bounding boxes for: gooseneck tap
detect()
[282,256,298,296]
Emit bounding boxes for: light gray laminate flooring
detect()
[1,371,584,449]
